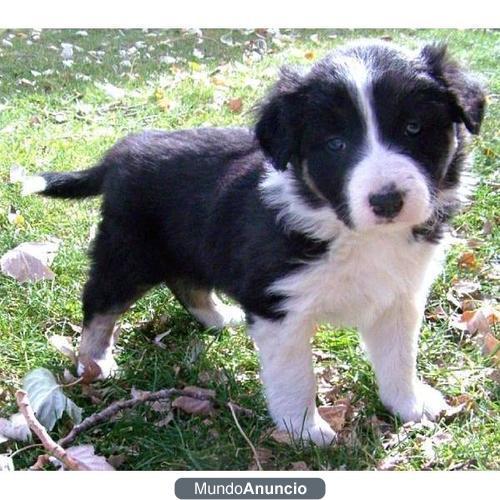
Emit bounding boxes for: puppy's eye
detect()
[326,138,346,152]
[405,120,422,136]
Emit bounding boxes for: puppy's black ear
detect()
[255,67,305,170]
[421,43,486,134]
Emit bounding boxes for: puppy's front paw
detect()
[384,383,450,423]
[77,354,117,382]
[302,415,337,447]
[275,413,337,447]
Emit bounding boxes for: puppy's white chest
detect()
[271,231,442,329]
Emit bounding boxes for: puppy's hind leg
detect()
[77,224,158,380]
[169,280,246,329]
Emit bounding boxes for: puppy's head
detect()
[256,41,486,232]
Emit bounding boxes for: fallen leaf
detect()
[419,430,453,467]
[172,396,215,416]
[248,447,273,470]
[95,82,126,100]
[227,98,243,113]
[48,335,76,363]
[155,411,174,428]
[182,386,216,399]
[450,279,482,300]
[270,428,292,445]
[54,444,115,471]
[227,402,254,418]
[318,399,352,432]
[290,461,309,470]
[377,454,407,470]
[304,51,316,60]
[0,413,31,442]
[457,251,478,270]
[0,240,60,283]
[482,220,493,236]
[153,330,171,349]
[79,358,104,384]
[23,368,82,430]
[369,415,393,438]
[444,394,474,419]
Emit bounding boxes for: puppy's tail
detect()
[21,161,108,199]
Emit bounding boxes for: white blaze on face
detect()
[343,57,433,231]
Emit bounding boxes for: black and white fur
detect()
[23,41,485,446]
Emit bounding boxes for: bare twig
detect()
[17,384,233,470]
[227,401,262,471]
[58,387,210,448]
[15,390,84,470]
[8,443,44,460]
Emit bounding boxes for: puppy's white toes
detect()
[77,355,118,381]
[302,416,337,447]
[384,383,449,423]
[276,414,337,447]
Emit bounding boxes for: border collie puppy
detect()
[23,41,485,446]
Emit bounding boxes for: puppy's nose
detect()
[369,189,404,218]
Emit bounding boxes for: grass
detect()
[0,28,498,471]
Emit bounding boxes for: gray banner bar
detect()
[175,478,325,499]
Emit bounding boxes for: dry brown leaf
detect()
[425,305,448,322]
[290,461,309,470]
[79,358,104,384]
[0,240,60,282]
[369,415,393,437]
[318,399,352,432]
[0,412,31,442]
[227,98,243,113]
[155,411,174,428]
[304,51,316,60]
[270,428,293,445]
[419,430,453,467]
[457,251,478,270]
[482,220,493,236]
[443,395,472,419]
[172,396,215,416]
[377,454,407,470]
[182,386,216,399]
[63,445,115,471]
[451,279,482,299]
[479,332,500,365]
[248,447,273,470]
[149,399,171,413]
